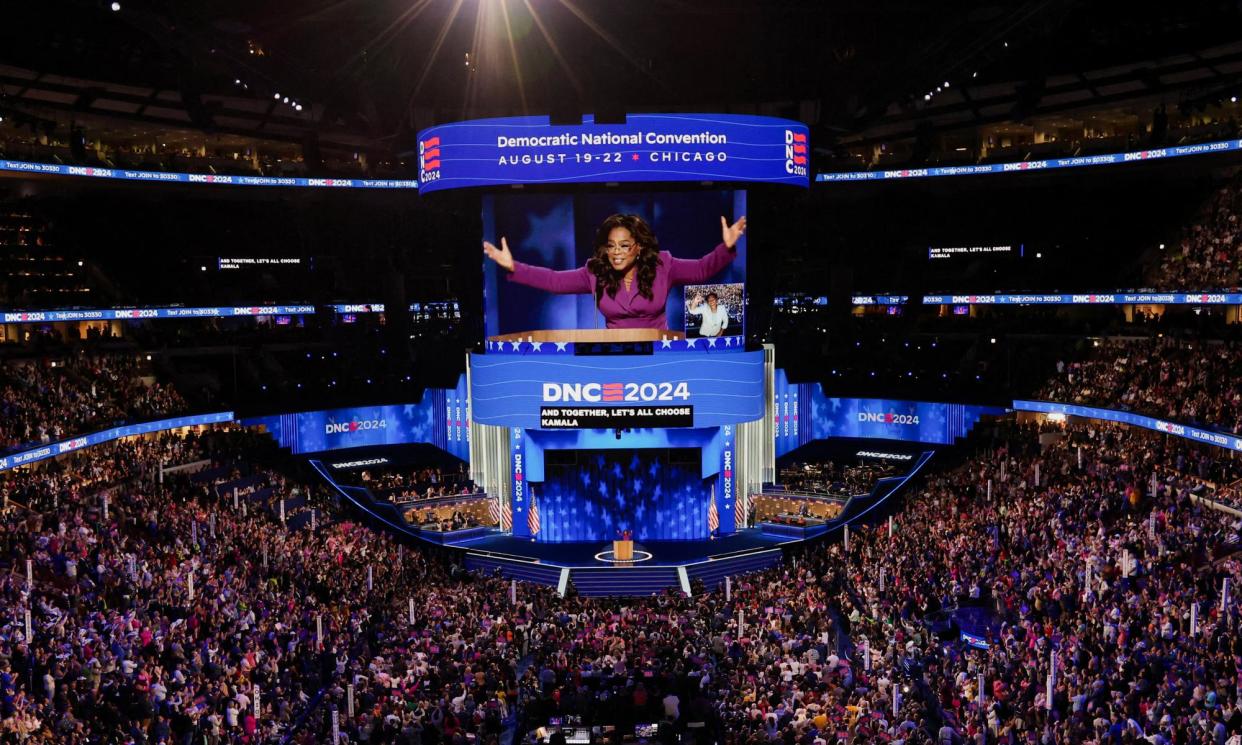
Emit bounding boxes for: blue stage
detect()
[456,529,789,597]
[446,528,785,566]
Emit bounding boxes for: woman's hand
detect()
[482,238,516,272]
[721,215,747,249]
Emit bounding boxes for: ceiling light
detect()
[110,1,121,10]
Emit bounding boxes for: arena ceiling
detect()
[1,0,1238,149]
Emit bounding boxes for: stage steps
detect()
[568,566,683,597]
[685,549,782,590]
[464,554,564,586]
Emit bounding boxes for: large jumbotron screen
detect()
[481,190,747,338]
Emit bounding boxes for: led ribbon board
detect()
[817,139,1242,182]
[0,160,417,189]
[0,412,235,472]
[1013,400,1242,453]
[1,305,316,323]
[416,114,809,193]
[922,293,1242,305]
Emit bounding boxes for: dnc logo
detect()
[785,130,808,177]
[419,136,442,183]
[325,419,387,435]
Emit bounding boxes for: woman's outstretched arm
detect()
[666,216,746,285]
[484,238,592,294]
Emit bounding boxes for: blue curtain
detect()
[537,449,708,542]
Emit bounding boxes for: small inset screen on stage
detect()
[482,190,747,338]
[683,283,743,339]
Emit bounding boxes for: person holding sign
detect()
[483,213,745,330]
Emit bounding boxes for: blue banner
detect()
[0,160,417,190]
[469,350,766,429]
[718,424,737,535]
[773,369,810,457]
[442,375,470,461]
[1013,400,1242,453]
[808,395,1004,445]
[243,403,443,455]
[817,139,1242,183]
[923,292,1242,305]
[0,411,235,473]
[511,427,529,538]
[241,378,468,457]
[2,305,316,324]
[417,114,809,193]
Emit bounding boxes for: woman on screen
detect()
[482,213,745,330]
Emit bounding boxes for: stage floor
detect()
[443,528,788,567]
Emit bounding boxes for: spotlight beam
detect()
[498,0,529,114]
[521,0,584,100]
[551,0,668,92]
[411,0,468,100]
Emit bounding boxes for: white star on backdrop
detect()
[707,337,718,348]
[555,342,568,352]
[660,338,673,349]
[685,338,697,348]
[531,341,543,352]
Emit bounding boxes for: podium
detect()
[489,329,685,344]
[612,539,634,562]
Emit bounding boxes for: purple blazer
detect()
[506,243,738,329]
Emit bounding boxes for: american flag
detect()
[734,489,746,529]
[707,484,719,536]
[488,495,501,527]
[527,486,540,537]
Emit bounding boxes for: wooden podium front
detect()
[612,539,634,562]
[489,329,685,344]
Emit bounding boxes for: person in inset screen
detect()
[483,213,745,330]
[688,292,729,337]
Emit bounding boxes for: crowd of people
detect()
[777,461,899,498]
[0,317,1240,743]
[824,422,1242,743]
[1040,338,1242,436]
[1150,177,1242,290]
[0,352,188,455]
[2,411,1238,744]
[0,427,522,745]
[352,464,479,505]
